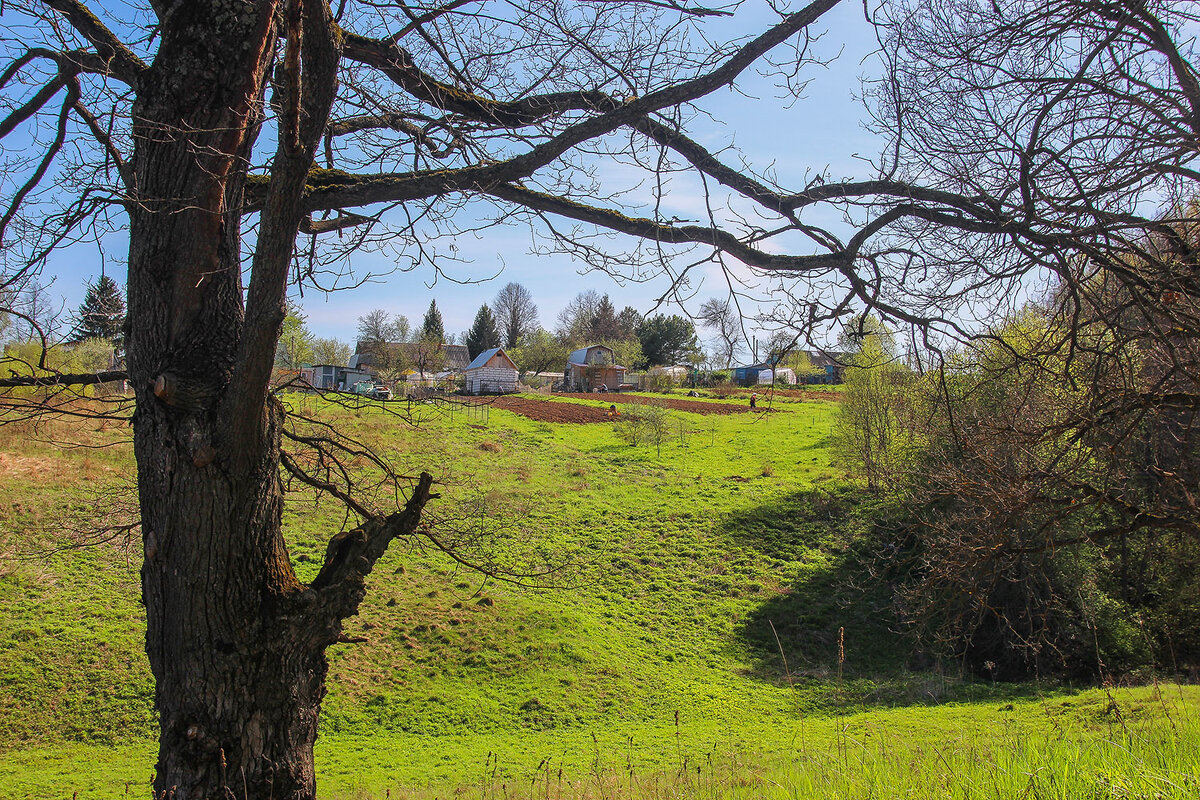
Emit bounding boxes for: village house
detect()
[350,342,472,383]
[564,344,626,392]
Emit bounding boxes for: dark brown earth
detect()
[488,393,783,423]
[556,392,765,415]
[707,386,843,402]
[488,395,611,423]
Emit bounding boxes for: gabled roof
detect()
[443,344,471,369]
[464,347,517,371]
[804,350,851,369]
[351,341,472,370]
[566,343,615,365]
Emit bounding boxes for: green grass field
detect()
[0,391,1196,798]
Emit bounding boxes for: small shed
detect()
[797,350,850,384]
[732,363,774,386]
[301,364,374,390]
[463,347,518,395]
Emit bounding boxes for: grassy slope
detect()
[0,394,1197,798]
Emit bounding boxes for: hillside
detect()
[1,391,1197,798]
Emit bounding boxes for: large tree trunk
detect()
[136,399,328,798]
[123,3,397,797]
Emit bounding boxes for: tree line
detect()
[3,268,780,384]
[349,284,711,377]
[1,273,126,377]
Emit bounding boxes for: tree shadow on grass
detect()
[721,484,1055,709]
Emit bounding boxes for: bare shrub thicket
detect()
[820,0,1200,680]
[614,401,673,456]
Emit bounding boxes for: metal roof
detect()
[464,347,517,371]
[566,344,614,366]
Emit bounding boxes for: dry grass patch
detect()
[0,451,61,481]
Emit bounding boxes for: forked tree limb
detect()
[309,471,436,634]
[42,0,148,85]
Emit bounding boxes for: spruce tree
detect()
[421,299,445,341]
[588,294,623,341]
[465,304,501,359]
[71,274,126,345]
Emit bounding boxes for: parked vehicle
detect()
[350,380,392,400]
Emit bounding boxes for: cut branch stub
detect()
[152,373,176,403]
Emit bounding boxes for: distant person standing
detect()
[749,391,758,409]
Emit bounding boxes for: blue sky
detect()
[38,0,884,346]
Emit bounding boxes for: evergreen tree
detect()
[464,304,501,359]
[637,314,699,367]
[71,274,126,345]
[421,299,445,341]
[616,306,643,339]
[588,294,622,341]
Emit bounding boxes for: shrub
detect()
[644,371,678,393]
[612,401,673,455]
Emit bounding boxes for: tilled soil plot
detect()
[488,393,785,424]
[555,392,778,416]
[719,387,840,402]
[488,395,612,423]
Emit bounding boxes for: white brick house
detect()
[463,347,518,394]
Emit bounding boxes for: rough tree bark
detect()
[123,2,432,797]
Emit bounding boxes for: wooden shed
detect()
[565,344,627,392]
[463,347,518,395]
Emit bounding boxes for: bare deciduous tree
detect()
[555,289,602,344]
[356,309,409,347]
[1,0,1196,794]
[492,282,538,349]
[697,297,743,368]
[853,0,1200,675]
[311,336,351,366]
[510,327,568,375]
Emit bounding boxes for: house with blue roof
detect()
[463,347,518,395]
[564,344,626,392]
